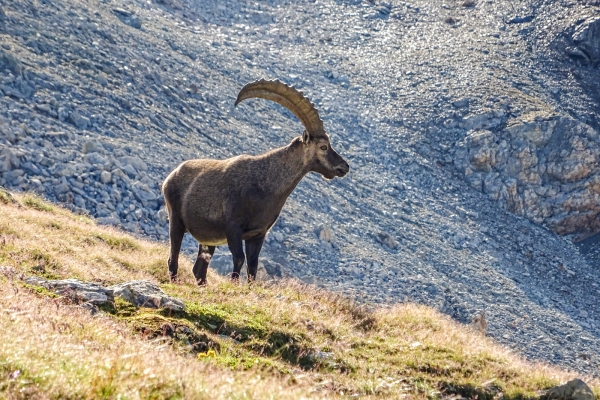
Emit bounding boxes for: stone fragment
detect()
[108,280,185,311]
[156,208,168,223]
[24,276,114,305]
[507,15,534,24]
[84,152,108,166]
[54,183,69,195]
[118,156,148,172]
[70,111,90,130]
[262,259,283,278]
[112,8,142,29]
[271,231,284,242]
[452,98,469,108]
[0,149,12,173]
[82,141,104,154]
[319,225,333,242]
[377,231,399,249]
[0,49,23,75]
[4,169,24,183]
[131,181,157,202]
[96,217,120,226]
[100,170,112,184]
[571,17,600,64]
[545,379,594,400]
[97,72,108,86]
[0,147,20,171]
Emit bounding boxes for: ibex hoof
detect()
[197,278,207,286]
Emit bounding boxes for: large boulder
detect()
[24,277,114,304]
[545,379,594,400]
[108,280,185,311]
[24,277,185,311]
[453,115,600,238]
[569,17,600,65]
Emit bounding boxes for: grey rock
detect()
[156,208,168,223]
[118,156,147,172]
[460,110,506,131]
[70,111,90,130]
[57,107,69,122]
[545,379,594,400]
[271,231,284,242]
[131,181,156,202]
[0,149,12,173]
[0,147,20,171]
[262,259,283,278]
[24,277,184,312]
[82,141,104,154]
[0,48,24,75]
[452,98,469,108]
[96,216,120,226]
[4,169,24,182]
[100,170,112,184]
[571,17,600,64]
[84,152,108,166]
[112,8,142,29]
[122,164,137,178]
[453,115,600,237]
[506,15,534,24]
[97,72,108,86]
[377,231,399,250]
[108,280,185,311]
[24,276,114,305]
[319,225,333,242]
[54,182,69,195]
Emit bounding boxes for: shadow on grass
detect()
[102,297,319,370]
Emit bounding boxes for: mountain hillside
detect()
[1,0,600,376]
[0,192,597,398]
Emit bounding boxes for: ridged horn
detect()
[235,79,325,136]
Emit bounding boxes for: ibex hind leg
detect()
[167,216,185,283]
[192,244,216,286]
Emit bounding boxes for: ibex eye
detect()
[320,145,328,151]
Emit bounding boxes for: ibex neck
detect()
[259,137,309,198]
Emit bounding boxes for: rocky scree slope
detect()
[1,0,600,376]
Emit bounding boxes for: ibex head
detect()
[235,79,350,180]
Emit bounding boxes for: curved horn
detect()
[235,79,325,136]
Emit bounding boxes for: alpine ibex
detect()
[162,79,349,285]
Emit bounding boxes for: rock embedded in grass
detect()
[24,276,114,305]
[108,280,185,311]
[545,378,594,400]
[24,277,185,312]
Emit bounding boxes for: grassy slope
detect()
[0,190,597,399]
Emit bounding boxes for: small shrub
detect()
[0,188,16,204]
[23,196,54,212]
[96,233,140,251]
[46,221,62,230]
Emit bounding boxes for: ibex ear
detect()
[302,130,311,144]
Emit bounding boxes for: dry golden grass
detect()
[0,192,598,399]
[0,193,191,286]
[0,282,308,399]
